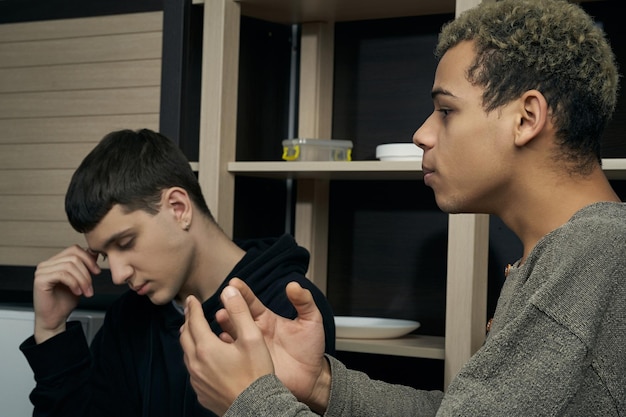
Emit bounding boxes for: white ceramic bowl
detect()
[376,143,423,161]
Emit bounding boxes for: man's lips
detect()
[130,282,149,295]
[422,165,435,185]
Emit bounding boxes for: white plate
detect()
[376,143,423,161]
[334,316,420,339]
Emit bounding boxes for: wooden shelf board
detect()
[228,160,424,180]
[227,158,626,180]
[192,0,603,24]
[602,158,626,179]
[193,0,456,24]
[336,334,445,360]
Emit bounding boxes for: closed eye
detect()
[117,238,135,251]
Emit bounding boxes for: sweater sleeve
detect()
[19,316,144,417]
[224,355,443,417]
[19,321,92,416]
[325,355,443,416]
[225,374,316,416]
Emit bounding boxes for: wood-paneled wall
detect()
[0,12,163,266]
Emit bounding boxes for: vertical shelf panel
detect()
[444,213,489,387]
[294,22,335,291]
[197,0,240,235]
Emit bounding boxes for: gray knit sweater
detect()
[225,202,626,416]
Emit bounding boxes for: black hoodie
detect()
[20,234,336,417]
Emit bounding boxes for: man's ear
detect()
[163,187,192,230]
[514,89,549,147]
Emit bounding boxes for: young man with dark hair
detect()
[20,128,336,416]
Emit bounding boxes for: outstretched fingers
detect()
[180,288,274,414]
[228,277,270,319]
[218,285,263,341]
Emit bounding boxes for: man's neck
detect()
[498,166,619,263]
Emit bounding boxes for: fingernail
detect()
[222,286,238,299]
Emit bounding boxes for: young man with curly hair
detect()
[180,0,625,415]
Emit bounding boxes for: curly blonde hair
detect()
[436,0,619,169]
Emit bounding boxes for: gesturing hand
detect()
[216,278,329,412]
[180,286,274,415]
[180,279,330,415]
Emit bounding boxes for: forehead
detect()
[432,41,477,98]
[84,204,146,250]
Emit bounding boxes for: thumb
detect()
[285,282,321,322]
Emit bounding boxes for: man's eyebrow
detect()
[89,229,132,253]
[431,87,458,100]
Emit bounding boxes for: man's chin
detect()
[147,293,171,306]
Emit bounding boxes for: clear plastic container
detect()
[282,138,353,161]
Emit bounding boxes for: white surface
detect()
[334,316,420,339]
[376,143,423,161]
[0,308,36,417]
[0,306,105,417]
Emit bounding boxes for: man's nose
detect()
[413,113,436,150]
[108,256,133,285]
